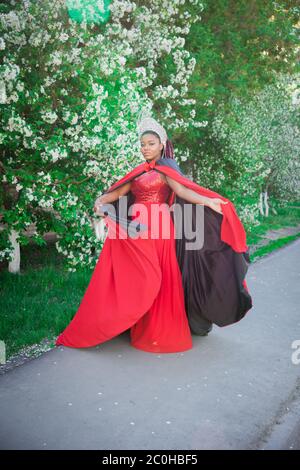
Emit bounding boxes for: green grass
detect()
[246,202,300,247]
[250,232,300,262]
[0,242,95,359]
[1,200,300,362]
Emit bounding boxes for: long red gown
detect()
[56,168,193,353]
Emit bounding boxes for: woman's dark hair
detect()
[141,130,161,141]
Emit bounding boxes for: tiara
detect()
[137,116,168,146]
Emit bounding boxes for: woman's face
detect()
[140,133,163,161]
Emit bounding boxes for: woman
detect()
[56,117,252,353]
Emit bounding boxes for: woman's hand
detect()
[93,183,132,216]
[94,197,106,217]
[206,198,228,215]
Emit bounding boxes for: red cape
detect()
[106,158,248,253]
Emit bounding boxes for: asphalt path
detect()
[0,239,299,450]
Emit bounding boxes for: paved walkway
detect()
[0,239,299,450]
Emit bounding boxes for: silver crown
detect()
[137,115,168,146]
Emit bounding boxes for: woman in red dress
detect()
[56,117,252,353]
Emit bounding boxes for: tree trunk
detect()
[258,192,264,215]
[263,190,269,217]
[8,229,20,274]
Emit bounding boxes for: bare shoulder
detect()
[117,180,132,196]
[159,172,168,183]
[164,174,185,196]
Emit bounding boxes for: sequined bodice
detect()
[131,170,171,204]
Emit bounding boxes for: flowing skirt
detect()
[55,201,193,354]
[129,201,193,353]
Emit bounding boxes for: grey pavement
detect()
[0,239,300,450]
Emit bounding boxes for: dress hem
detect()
[130,342,193,354]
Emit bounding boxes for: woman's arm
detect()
[94,181,132,216]
[165,176,228,215]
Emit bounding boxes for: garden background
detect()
[0,0,299,363]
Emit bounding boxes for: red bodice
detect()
[131,169,171,204]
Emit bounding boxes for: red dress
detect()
[56,169,193,354]
[129,170,193,353]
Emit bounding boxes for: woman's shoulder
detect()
[158,172,167,183]
[156,157,185,176]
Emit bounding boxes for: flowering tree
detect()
[179,0,300,183]
[0,0,203,273]
[211,72,300,227]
